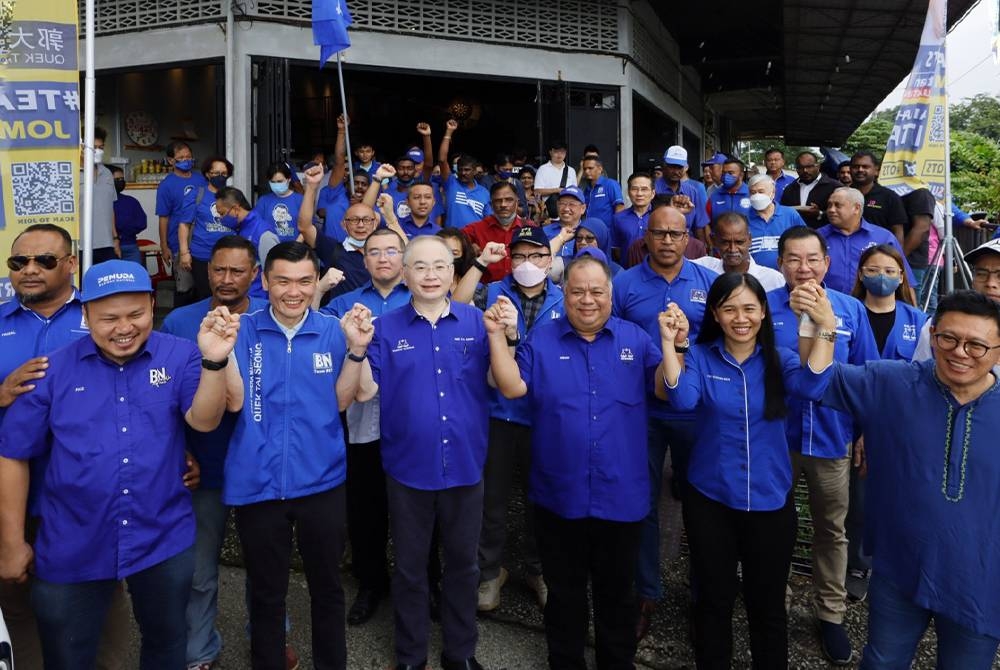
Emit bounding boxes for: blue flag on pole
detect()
[312,0,353,67]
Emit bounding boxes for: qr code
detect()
[11,161,75,216]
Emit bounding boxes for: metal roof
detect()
[653,0,981,145]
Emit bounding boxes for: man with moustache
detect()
[461,182,533,284]
[692,212,784,291]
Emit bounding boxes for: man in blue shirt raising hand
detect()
[0,259,241,670]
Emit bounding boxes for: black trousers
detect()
[235,486,347,670]
[534,504,641,670]
[683,488,797,670]
[191,257,212,301]
[346,440,391,593]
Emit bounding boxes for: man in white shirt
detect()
[692,212,784,292]
[533,140,578,198]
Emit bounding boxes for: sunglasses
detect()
[7,254,70,272]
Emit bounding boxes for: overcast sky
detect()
[877,0,999,109]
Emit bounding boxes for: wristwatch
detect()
[472,259,488,273]
[817,330,837,343]
[201,357,228,370]
[346,351,368,363]
[674,338,691,354]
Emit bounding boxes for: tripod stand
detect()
[920,232,973,312]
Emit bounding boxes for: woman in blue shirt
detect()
[844,243,929,599]
[252,163,304,244]
[178,156,236,300]
[660,272,836,670]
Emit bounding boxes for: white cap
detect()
[964,238,1000,265]
[663,145,688,166]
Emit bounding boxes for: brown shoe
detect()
[285,644,300,670]
[636,598,656,641]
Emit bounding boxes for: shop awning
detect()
[654,0,980,145]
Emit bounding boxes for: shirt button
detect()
[119,396,125,402]
[442,415,447,421]
[443,439,449,444]
[122,520,128,526]
[434,346,440,352]
[121,427,127,433]
[437,369,442,374]
[439,392,445,397]
[123,489,129,495]
[118,367,124,372]
[122,458,129,464]
[593,415,598,420]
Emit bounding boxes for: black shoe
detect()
[818,620,853,665]
[347,587,382,625]
[429,583,442,622]
[846,568,870,602]
[439,654,485,670]
[395,663,427,670]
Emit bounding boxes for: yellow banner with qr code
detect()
[0,0,80,301]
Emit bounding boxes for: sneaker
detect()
[285,644,300,670]
[476,567,508,611]
[187,664,215,670]
[846,568,870,602]
[818,620,853,665]
[524,572,548,609]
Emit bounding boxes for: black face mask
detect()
[113,178,126,194]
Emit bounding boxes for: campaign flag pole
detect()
[81,0,97,274]
[313,0,354,188]
[880,0,962,297]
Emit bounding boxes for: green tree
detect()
[950,129,1000,214]
[951,94,1000,143]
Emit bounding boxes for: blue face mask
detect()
[208,175,228,190]
[174,159,194,172]
[497,170,513,179]
[862,273,902,297]
[270,180,290,195]
[721,173,738,189]
[221,214,241,230]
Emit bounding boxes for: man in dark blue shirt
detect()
[161,235,267,669]
[366,236,492,670]
[0,259,240,670]
[110,166,148,265]
[489,253,670,669]
[708,157,752,225]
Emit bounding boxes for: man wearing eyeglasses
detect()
[0,225,131,669]
[611,203,718,640]
[327,203,380,298]
[912,238,1000,362]
[818,188,916,296]
[366,236,493,670]
[475,226,563,614]
[319,229,410,626]
[611,173,655,266]
[768,226,879,665]
[817,290,1000,669]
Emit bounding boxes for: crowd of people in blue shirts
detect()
[1,125,999,670]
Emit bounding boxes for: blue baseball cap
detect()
[406,147,425,164]
[82,260,153,303]
[510,225,550,248]
[575,247,609,264]
[701,152,728,167]
[558,185,586,204]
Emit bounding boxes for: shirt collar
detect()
[708,337,762,362]
[78,330,155,365]
[640,256,692,284]
[269,306,309,339]
[405,299,454,324]
[555,314,615,340]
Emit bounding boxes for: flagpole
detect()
[336,52,355,190]
[81,0,96,274]
[942,13,954,295]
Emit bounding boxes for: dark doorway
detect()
[632,92,678,175]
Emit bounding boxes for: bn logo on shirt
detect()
[149,367,171,387]
[313,352,333,374]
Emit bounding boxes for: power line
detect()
[949,53,995,87]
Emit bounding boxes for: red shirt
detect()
[461,215,536,283]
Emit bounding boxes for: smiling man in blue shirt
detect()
[0,259,240,670]
[489,252,670,669]
[767,226,879,665]
[611,203,718,638]
[654,146,709,241]
[580,156,624,229]
[366,236,492,670]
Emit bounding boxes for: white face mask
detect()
[345,236,366,249]
[512,260,548,287]
[749,193,772,211]
[93,148,105,164]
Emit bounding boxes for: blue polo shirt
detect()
[444,175,492,228]
[353,161,381,179]
[317,184,349,242]
[612,258,719,420]
[0,332,199,583]
[747,204,807,269]
[225,308,349,505]
[583,175,624,228]
[611,206,652,254]
[252,192,303,242]
[324,280,411,319]
[517,316,659,521]
[387,181,446,225]
[543,218,605,258]
[487,277,563,426]
[709,183,751,223]
[667,340,832,511]
[821,359,1000,639]
[189,192,239,261]
[398,215,442,239]
[161,297,268,490]
[818,220,916,295]
[767,285,879,459]
[654,178,709,230]
[156,172,207,254]
[367,301,490,491]
[876,302,927,361]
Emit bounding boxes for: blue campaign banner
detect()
[0,81,80,149]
